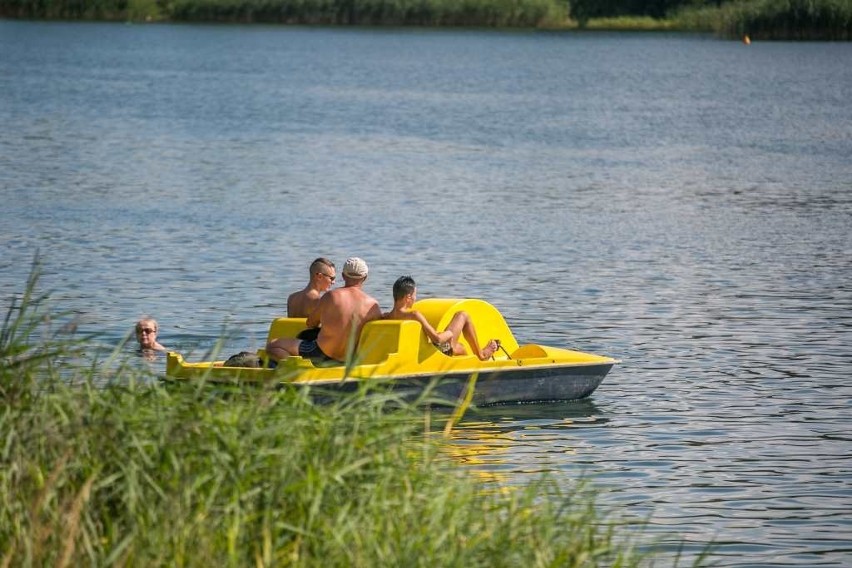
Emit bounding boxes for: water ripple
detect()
[2,22,851,567]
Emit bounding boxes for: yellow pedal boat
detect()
[165,298,618,405]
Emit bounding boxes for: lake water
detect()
[1,20,851,566]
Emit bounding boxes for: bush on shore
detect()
[717,0,852,40]
[670,0,852,38]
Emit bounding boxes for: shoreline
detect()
[3,15,850,41]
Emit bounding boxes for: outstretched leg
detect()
[442,311,499,361]
[266,337,301,362]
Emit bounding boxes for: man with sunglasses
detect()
[287,257,337,318]
[267,257,381,365]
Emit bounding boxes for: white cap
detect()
[342,257,369,279]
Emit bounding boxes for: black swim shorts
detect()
[296,327,320,341]
[298,339,335,363]
[433,341,454,356]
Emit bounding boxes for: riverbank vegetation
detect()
[1,264,694,566]
[1,0,851,39]
[715,0,852,40]
[0,0,568,26]
[566,0,852,38]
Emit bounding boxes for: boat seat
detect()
[258,317,422,367]
[354,320,422,365]
[265,317,309,344]
[411,298,520,362]
[258,300,520,367]
[256,317,309,366]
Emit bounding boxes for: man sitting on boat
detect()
[289,257,336,342]
[383,276,499,360]
[288,257,336,318]
[265,257,382,365]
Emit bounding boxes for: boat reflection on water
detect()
[439,400,608,484]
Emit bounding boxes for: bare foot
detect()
[480,339,499,360]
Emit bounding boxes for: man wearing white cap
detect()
[266,257,382,364]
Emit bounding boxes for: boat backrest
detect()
[265,317,308,344]
[260,317,423,367]
[255,318,307,365]
[353,320,422,365]
[411,298,519,363]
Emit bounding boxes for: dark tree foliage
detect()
[570,0,705,25]
[721,0,852,40]
[0,0,849,40]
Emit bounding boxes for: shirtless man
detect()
[383,275,498,360]
[266,257,382,363]
[287,257,336,318]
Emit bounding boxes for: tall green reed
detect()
[1,262,699,566]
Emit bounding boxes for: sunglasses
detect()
[138,328,156,334]
[318,273,336,281]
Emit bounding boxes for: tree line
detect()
[1,0,850,39]
[0,0,568,26]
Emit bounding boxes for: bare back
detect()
[313,285,381,361]
[287,288,322,318]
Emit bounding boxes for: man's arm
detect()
[411,311,450,344]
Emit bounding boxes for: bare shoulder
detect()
[287,291,304,317]
[410,310,428,323]
[289,288,322,318]
[288,287,319,303]
[346,286,377,306]
[322,287,344,304]
[365,296,382,320]
[383,307,412,321]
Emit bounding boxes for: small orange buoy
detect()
[743,34,751,45]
